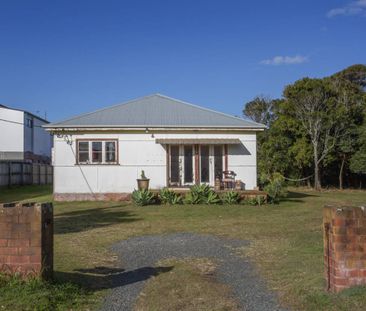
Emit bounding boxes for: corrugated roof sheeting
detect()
[46,94,265,129]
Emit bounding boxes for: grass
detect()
[134,258,239,311]
[1,185,366,310]
[0,273,91,310]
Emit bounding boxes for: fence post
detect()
[20,162,24,186]
[8,161,11,188]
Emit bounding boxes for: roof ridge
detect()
[52,94,158,125]
[154,94,265,127]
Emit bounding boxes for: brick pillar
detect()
[323,205,366,292]
[0,203,53,279]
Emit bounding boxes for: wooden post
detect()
[224,144,228,171]
[38,164,41,185]
[20,162,24,186]
[166,145,170,187]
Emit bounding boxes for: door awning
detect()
[155,138,241,145]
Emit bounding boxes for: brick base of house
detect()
[323,205,366,292]
[53,193,131,201]
[54,190,267,202]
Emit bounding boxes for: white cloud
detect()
[327,0,366,17]
[260,55,308,66]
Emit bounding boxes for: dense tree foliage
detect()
[244,64,366,190]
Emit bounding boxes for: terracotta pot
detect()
[137,179,150,190]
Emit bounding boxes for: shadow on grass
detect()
[55,266,174,290]
[281,191,318,203]
[55,206,141,234]
[0,185,52,203]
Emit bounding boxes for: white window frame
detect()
[76,139,118,165]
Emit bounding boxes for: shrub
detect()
[222,191,240,204]
[243,195,266,206]
[132,189,155,206]
[244,197,258,206]
[262,172,287,204]
[184,184,221,205]
[159,188,183,205]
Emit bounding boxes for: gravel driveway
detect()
[101,233,286,311]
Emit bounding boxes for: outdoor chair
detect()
[222,170,236,190]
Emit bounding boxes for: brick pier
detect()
[323,205,366,292]
[0,202,53,279]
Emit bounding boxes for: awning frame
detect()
[155,138,241,145]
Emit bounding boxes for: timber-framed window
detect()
[76,140,118,165]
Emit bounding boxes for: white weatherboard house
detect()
[45,94,265,201]
[0,104,52,163]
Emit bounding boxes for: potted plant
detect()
[137,170,150,190]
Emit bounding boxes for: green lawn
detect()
[1,186,366,310]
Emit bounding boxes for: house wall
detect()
[53,131,258,198]
[0,107,52,162]
[24,114,52,161]
[0,107,24,160]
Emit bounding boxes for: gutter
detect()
[44,126,265,132]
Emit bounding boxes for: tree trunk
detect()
[313,144,321,191]
[307,177,311,188]
[339,155,346,190]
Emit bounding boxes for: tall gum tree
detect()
[283,78,345,190]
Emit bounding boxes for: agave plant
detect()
[184,191,202,204]
[159,188,183,205]
[190,184,212,197]
[243,195,266,206]
[222,191,240,204]
[204,191,221,204]
[184,184,221,205]
[131,189,155,206]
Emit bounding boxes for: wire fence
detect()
[0,161,53,187]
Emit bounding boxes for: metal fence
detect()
[0,162,53,186]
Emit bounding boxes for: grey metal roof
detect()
[46,94,265,129]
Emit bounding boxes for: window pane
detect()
[214,145,223,179]
[79,152,89,163]
[105,142,115,152]
[105,142,116,162]
[184,145,193,183]
[200,145,209,183]
[78,142,89,163]
[92,142,102,152]
[92,142,102,163]
[79,142,89,151]
[170,145,180,183]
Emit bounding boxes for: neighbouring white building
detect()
[44,94,265,201]
[0,104,52,163]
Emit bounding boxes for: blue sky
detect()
[0,0,365,122]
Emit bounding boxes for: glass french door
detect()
[200,145,210,183]
[184,145,194,184]
[170,145,180,185]
[169,144,224,187]
[169,145,195,186]
[214,145,223,180]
